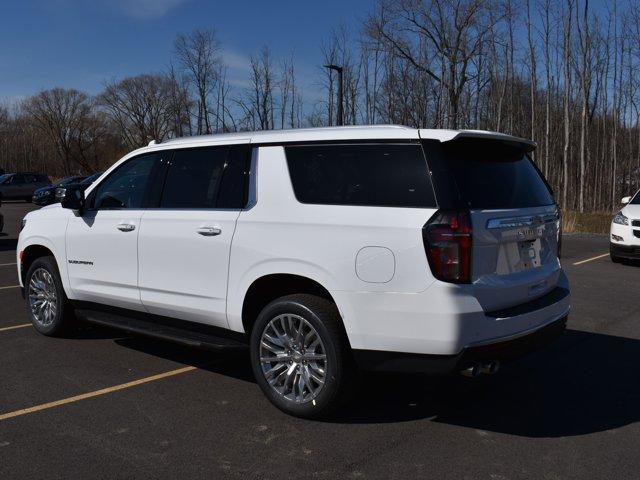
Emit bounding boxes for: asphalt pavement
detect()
[0,201,638,479]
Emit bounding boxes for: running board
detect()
[75,308,247,351]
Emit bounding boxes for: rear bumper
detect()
[354,315,567,374]
[333,270,571,356]
[610,242,640,260]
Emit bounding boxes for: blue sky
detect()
[0,0,372,104]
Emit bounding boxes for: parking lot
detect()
[0,202,638,479]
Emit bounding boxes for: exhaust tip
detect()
[460,363,481,378]
[481,360,500,375]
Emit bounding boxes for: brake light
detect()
[422,211,472,283]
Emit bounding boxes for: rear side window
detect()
[285,143,436,208]
[159,145,249,209]
[161,147,228,209]
[423,138,554,209]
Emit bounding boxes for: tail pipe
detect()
[460,360,500,377]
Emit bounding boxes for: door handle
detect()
[116,223,136,232]
[197,226,222,236]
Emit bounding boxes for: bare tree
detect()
[98,74,176,148]
[174,29,222,134]
[23,88,103,174]
[366,0,500,128]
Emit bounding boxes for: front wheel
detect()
[25,256,75,336]
[249,294,355,418]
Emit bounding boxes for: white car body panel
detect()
[66,209,145,310]
[17,125,569,359]
[138,208,240,327]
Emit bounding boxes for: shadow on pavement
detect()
[91,326,640,437]
[0,237,17,252]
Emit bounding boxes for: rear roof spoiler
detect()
[419,129,536,153]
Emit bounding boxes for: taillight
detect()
[422,210,472,283]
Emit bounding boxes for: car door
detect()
[138,143,251,327]
[6,174,25,199]
[23,174,40,197]
[66,152,164,310]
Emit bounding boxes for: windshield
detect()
[0,174,10,185]
[630,191,640,205]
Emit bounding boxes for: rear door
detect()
[5,174,25,199]
[422,136,560,312]
[138,143,250,327]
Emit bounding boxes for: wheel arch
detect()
[240,273,348,342]
[20,241,59,286]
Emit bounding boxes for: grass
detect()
[562,211,612,235]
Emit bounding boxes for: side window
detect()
[11,174,25,185]
[90,154,158,210]
[160,146,230,209]
[285,143,437,208]
[24,174,37,183]
[217,145,251,209]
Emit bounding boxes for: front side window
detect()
[90,154,158,210]
[160,147,228,208]
[285,143,436,208]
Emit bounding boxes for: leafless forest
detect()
[2,0,640,213]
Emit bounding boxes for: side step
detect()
[75,308,247,351]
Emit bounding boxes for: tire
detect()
[24,256,75,336]
[249,294,355,418]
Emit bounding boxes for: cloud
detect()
[115,0,190,19]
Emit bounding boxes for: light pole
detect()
[324,64,344,126]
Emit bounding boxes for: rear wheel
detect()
[25,256,75,336]
[249,294,354,418]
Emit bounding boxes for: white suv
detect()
[17,125,570,418]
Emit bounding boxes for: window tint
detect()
[217,145,250,209]
[160,147,229,209]
[285,144,436,208]
[11,174,25,185]
[91,154,158,210]
[423,138,554,209]
[24,174,38,183]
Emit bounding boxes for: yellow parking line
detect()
[0,263,16,267]
[0,324,30,333]
[0,285,20,290]
[0,365,197,422]
[572,253,609,266]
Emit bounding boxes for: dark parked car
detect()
[0,173,50,202]
[33,175,86,206]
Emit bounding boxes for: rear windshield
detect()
[423,138,554,209]
[285,143,436,208]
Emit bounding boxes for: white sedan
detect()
[610,191,640,262]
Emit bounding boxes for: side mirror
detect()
[59,185,85,214]
[621,196,631,205]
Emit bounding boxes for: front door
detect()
[138,144,250,327]
[66,153,162,310]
